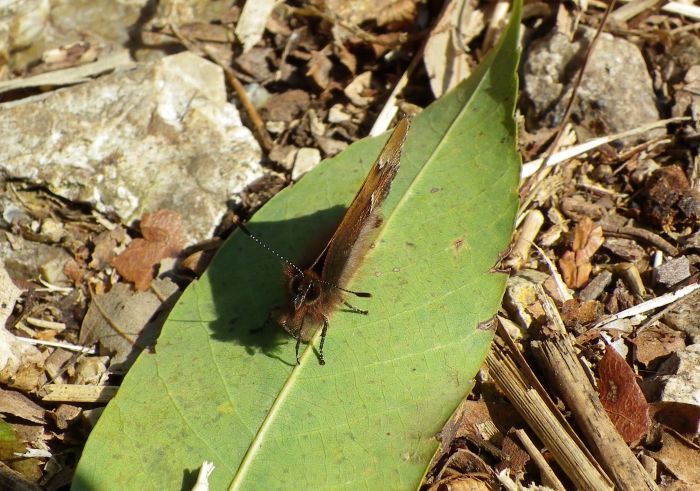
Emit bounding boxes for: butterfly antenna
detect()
[237,221,370,298]
[326,283,372,298]
[236,222,304,276]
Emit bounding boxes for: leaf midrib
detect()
[227,90,489,489]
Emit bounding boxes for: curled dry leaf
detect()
[559,217,604,289]
[598,344,650,444]
[112,210,184,291]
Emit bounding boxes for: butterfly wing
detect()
[320,118,410,289]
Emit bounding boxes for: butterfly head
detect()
[290,273,322,310]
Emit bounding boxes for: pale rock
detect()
[0,52,263,245]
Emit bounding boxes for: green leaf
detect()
[73,2,522,489]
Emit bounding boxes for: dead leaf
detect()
[424,0,481,98]
[261,89,311,122]
[649,429,700,483]
[377,0,416,26]
[344,71,373,106]
[333,41,357,74]
[559,217,604,288]
[112,210,184,291]
[88,227,127,270]
[560,298,604,329]
[632,324,686,366]
[306,46,334,89]
[0,261,46,391]
[649,401,700,435]
[80,279,179,373]
[598,344,650,444]
[235,0,278,52]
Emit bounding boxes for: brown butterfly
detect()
[240,118,410,364]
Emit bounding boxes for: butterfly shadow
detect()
[205,205,348,364]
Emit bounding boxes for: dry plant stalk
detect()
[531,287,659,491]
[486,327,613,490]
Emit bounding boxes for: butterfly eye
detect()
[289,274,304,295]
[305,282,322,303]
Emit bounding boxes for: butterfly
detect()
[240,118,410,365]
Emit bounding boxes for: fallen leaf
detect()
[649,401,700,435]
[424,0,482,98]
[235,0,278,52]
[344,71,374,106]
[631,323,686,366]
[112,210,184,291]
[559,217,604,288]
[649,429,700,484]
[377,0,416,26]
[598,344,650,444]
[306,46,334,89]
[80,279,180,373]
[560,298,603,329]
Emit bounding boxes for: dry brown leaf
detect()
[80,280,179,373]
[89,227,127,270]
[344,71,373,106]
[112,210,184,291]
[632,324,686,366]
[649,430,700,484]
[560,298,603,328]
[377,0,416,26]
[598,344,650,444]
[306,46,334,89]
[649,401,700,435]
[559,217,604,288]
[424,0,481,98]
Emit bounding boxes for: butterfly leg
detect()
[295,315,305,365]
[343,301,368,315]
[318,315,329,365]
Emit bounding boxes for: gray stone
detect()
[654,256,691,288]
[0,52,263,245]
[656,344,700,406]
[523,27,662,144]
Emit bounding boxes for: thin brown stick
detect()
[513,429,567,491]
[602,225,678,256]
[542,0,617,167]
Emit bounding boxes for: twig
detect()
[531,287,658,490]
[532,241,573,301]
[504,209,544,270]
[487,318,613,489]
[593,282,700,330]
[370,0,456,135]
[15,336,95,354]
[514,429,566,491]
[520,1,617,209]
[602,225,678,256]
[287,5,408,48]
